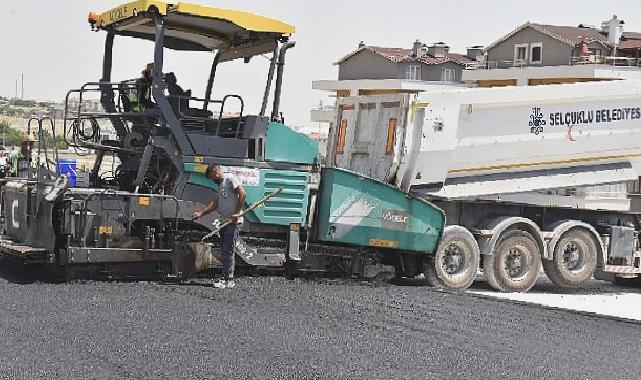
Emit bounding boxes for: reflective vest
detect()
[10,148,35,178]
[129,79,151,112]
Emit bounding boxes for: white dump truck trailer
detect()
[327,79,641,292]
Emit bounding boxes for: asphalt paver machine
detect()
[0,1,446,280]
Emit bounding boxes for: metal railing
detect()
[167,94,245,138]
[464,60,526,70]
[63,81,246,150]
[466,57,641,70]
[569,55,641,67]
[311,105,336,112]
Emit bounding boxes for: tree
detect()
[0,121,23,147]
[0,121,68,150]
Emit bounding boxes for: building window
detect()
[405,65,421,80]
[441,68,455,82]
[514,43,528,64]
[530,43,542,63]
[589,48,602,57]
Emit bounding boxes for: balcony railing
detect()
[465,56,641,70]
[310,106,336,123]
[465,60,528,70]
[569,55,641,66]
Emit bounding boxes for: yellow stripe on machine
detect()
[175,3,295,35]
[96,0,167,27]
[95,0,295,36]
[369,239,400,249]
[99,225,113,235]
[193,163,208,173]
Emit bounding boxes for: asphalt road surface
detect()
[1,257,641,380]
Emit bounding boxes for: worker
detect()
[129,63,155,112]
[165,72,191,115]
[193,164,247,289]
[165,72,211,118]
[0,146,8,178]
[10,133,36,178]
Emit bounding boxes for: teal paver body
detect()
[184,164,311,226]
[316,168,445,253]
[264,122,319,164]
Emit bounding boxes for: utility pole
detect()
[21,73,24,100]
[14,79,17,99]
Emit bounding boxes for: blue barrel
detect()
[56,158,77,187]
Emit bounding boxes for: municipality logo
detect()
[528,107,546,135]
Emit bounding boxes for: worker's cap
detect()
[22,133,37,143]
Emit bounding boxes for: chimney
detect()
[466,45,485,61]
[601,15,624,44]
[427,42,449,58]
[578,39,590,57]
[412,39,422,57]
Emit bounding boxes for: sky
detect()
[1,0,641,128]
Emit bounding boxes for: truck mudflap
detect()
[316,168,445,253]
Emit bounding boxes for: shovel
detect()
[201,187,283,242]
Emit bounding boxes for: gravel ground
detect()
[1,257,641,380]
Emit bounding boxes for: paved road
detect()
[471,275,641,321]
[1,258,640,380]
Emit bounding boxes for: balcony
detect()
[466,56,641,71]
[310,106,335,123]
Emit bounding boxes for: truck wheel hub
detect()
[505,247,527,279]
[563,242,581,271]
[442,242,464,275]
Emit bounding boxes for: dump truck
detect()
[328,80,641,291]
[0,1,445,281]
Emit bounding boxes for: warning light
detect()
[88,12,98,30]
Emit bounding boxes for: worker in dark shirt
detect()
[165,72,190,115]
[193,164,247,289]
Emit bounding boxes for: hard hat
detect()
[22,133,37,143]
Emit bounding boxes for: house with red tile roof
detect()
[619,32,641,58]
[484,15,637,68]
[334,40,480,82]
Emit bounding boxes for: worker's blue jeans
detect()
[220,223,239,280]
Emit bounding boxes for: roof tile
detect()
[531,23,610,45]
[337,45,473,66]
[620,32,641,50]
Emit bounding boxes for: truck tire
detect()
[483,230,541,292]
[425,226,479,290]
[543,229,597,288]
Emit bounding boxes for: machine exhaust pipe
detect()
[271,41,296,122]
[260,44,279,117]
[203,51,222,111]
